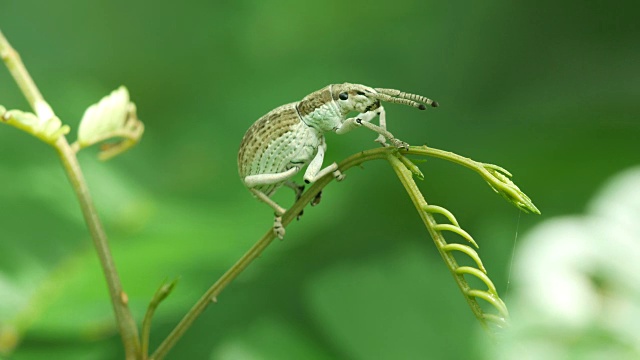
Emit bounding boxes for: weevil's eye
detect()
[339,92,349,100]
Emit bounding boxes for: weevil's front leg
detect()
[335,107,406,149]
[303,138,345,184]
[373,106,388,146]
[334,110,379,135]
[358,120,409,149]
[353,108,408,150]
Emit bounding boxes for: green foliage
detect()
[1,0,638,359]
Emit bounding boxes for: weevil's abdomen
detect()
[238,103,322,195]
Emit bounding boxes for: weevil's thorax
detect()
[296,85,343,132]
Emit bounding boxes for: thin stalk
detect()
[385,153,489,330]
[0,30,140,359]
[406,146,494,178]
[142,280,177,359]
[55,138,141,358]
[406,146,484,173]
[0,30,43,111]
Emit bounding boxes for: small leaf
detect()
[0,105,69,144]
[77,86,144,160]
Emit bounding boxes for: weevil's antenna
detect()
[374,88,439,109]
[371,92,425,109]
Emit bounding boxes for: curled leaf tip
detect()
[77,86,144,160]
[483,165,540,214]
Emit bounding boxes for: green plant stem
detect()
[151,145,509,359]
[150,149,390,360]
[385,153,489,330]
[142,280,177,359]
[55,138,141,358]
[407,146,497,180]
[1,30,140,359]
[0,31,43,111]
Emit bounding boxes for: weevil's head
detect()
[332,83,438,115]
[331,83,382,115]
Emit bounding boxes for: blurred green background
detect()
[0,0,638,359]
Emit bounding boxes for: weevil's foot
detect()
[390,138,409,150]
[333,170,346,182]
[311,190,322,207]
[273,216,285,239]
[294,184,305,201]
[296,209,304,220]
[374,135,388,147]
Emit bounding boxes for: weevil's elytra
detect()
[238,83,438,239]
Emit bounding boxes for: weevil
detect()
[238,83,438,239]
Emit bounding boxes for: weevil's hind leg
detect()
[284,180,305,219]
[272,215,285,240]
[244,166,299,188]
[245,166,301,240]
[249,188,287,239]
[249,188,287,215]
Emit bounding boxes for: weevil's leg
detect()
[245,167,300,240]
[249,188,286,216]
[311,190,322,206]
[335,108,406,148]
[273,216,285,240]
[244,166,299,187]
[373,106,388,146]
[357,119,409,150]
[335,110,379,135]
[248,188,287,239]
[284,180,305,219]
[303,138,345,183]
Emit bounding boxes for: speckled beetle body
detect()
[238,83,438,238]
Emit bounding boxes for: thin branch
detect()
[142,279,178,359]
[0,30,43,112]
[55,138,141,357]
[0,29,141,359]
[150,149,390,360]
[151,145,531,358]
